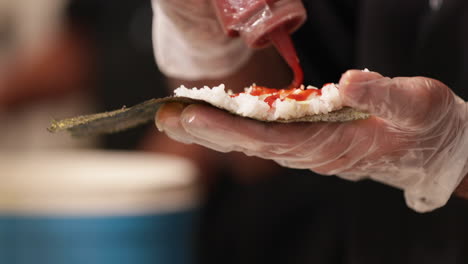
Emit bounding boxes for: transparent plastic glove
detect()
[151,0,253,80]
[155,70,468,212]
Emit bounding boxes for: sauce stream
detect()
[268,26,304,88]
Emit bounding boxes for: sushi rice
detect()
[174,83,343,121]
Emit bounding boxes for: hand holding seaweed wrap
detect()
[155,70,468,212]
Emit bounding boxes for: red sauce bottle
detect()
[211,0,307,87]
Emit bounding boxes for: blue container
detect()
[0,151,200,264]
[0,210,199,264]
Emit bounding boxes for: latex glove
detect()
[151,0,253,80]
[155,70,468,212]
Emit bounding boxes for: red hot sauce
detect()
[231,85,322,108]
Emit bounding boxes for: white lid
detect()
[0,150,200,216]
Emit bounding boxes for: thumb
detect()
[339,70,445,126]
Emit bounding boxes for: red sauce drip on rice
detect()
[231,85,323,108]
[249,86,281,96]
[286,89,321,101]
[264,94,281,107]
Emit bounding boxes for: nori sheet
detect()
[48,97,370,137]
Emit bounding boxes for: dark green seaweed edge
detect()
[48,96,370,137]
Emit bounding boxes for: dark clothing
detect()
[199,1,468,264]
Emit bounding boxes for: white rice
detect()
[173,83,343,121]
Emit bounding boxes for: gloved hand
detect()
[155,70,468,212]
[151,0,253,80]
